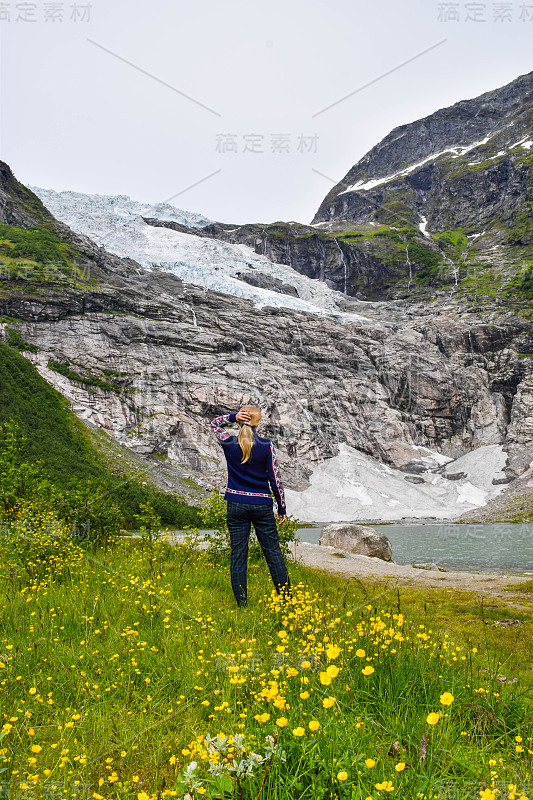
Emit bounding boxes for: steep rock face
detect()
[2,266,532,497]
[313,70,533,233]
[141,216,431,301]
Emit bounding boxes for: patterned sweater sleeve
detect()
[268,443,287,515]
[210,412,237,445]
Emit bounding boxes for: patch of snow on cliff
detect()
[338,133,495,194]
[510,135,530,149]
[30,187,381,326]
[285,443,507,522]
[418,216,431,239]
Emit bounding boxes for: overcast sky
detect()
[1,0,532,224]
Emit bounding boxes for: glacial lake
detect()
[296,522,533,574]
[151,522,533,575]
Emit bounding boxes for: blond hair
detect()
[237,405,261,464]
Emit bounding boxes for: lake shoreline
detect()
[298,518,489,527]
[289,540,533,595]
[295,520,533,576]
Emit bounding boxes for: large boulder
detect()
[319,523,393,562]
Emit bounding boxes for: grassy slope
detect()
[0,341,201,526]
[0,540,531,799]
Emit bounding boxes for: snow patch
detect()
[285,443,507,522]
[418,216,431,239]
[510,135,530,148]
[338,133,495,195]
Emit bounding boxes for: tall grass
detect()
[0,529,531,800]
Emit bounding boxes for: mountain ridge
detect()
[313,69,533,235]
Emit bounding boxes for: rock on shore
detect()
[319,523,393,561]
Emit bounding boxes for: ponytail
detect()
[237,405,261,464]
[238,424,255,464]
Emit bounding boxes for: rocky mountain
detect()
[109,70,533,305]
[313,70,533,232]
[2,69,533,522]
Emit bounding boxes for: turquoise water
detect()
[296,523,533,574]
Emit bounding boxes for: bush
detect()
[47,358,124,394]
[134,501,162,547]
[0,221,72,266]
[5,327,38,353]
[515,265,533,299]
[5,516,84,584]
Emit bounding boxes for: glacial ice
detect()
[30,187,381,326]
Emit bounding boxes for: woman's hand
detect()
[236,409,252,424]
[277,514,287,525]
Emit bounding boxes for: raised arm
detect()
[267,443,287,516]
[210,412,237,445]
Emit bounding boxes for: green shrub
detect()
[0,221,72,266]
[435,229,469,249]
[134,501,162,547]
[504,263,533,300]
[372,227,403,243]
[408,241,442,270]
[5,326,38,353]
[47,358,125,394]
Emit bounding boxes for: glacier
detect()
[31,187,382,326]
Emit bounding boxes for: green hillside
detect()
[0,340,201,527]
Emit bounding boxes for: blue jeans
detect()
[226,501,291,607]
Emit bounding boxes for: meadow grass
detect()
[0,530,532,800]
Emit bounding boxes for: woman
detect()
[210,405,291,608]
